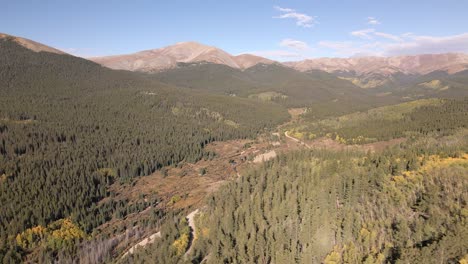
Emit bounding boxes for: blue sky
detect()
[2,0,468,60]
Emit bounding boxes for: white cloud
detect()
[374,32,402,42]
[274,6,294,13]
[318,32,468,57]
[350,28,375,39]
[367,17,380,25]
[350,29,402,42]
[249,38,312,61]
[279,39,309,50]
[385,33,468,55]
[402,32,414,38]
[274,6,316,28]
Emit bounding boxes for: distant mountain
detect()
[3,32,464,105]
[286,53,468,75]
[286,54,468,89]
[0,33,65,55]
[91,42,275,72]
[91,42,468,90]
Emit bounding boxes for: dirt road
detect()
[121,231,161,259]
[184,209,200,257]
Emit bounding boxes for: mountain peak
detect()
[91,42,275,72]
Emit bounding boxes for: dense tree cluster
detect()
[0,39,289,261]
[130,133,467,263]
[153,62,377,108]
[191,137,467,263]
[298,98,468,144]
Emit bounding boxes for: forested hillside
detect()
[153,59,468,110]
[355,69,468,100]
[123,95,468,264]
[0,38,289,261]
[197,134,468,264]
[1,34,467,264]
[293,98,468,144]
[129,130,468,263]
[153,62,385,108]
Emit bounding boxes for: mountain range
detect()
[285,53,468,75]
[89,39,468,90]
[3,32,467,77]
[3,32,467,89]
[2,32,468,101]
[88,39,467,78]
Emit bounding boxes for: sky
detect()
[2,0,468,60]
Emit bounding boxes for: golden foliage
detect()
[172,233,189,256]
[392,154,468,184]
[460,254,468,264]
[324,246,341,264]
[169,195,182,205]
[15,218,85,250]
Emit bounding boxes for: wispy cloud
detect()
[274,6,294,13]
[402,32,414,38]
[351,29,402,42]
[279,39,309,50]
[319,32,468,57]
[385,33,468,55]
[350,28,375,39]
[374,32,402,42]
[367,17,380,25]
[274,6,316,28]
[249,38,312,61]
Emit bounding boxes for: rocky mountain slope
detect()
[90,42,274,72]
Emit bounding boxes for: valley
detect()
[108,102,451,262]
[93,109,315,256]
[0,31,467,264]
